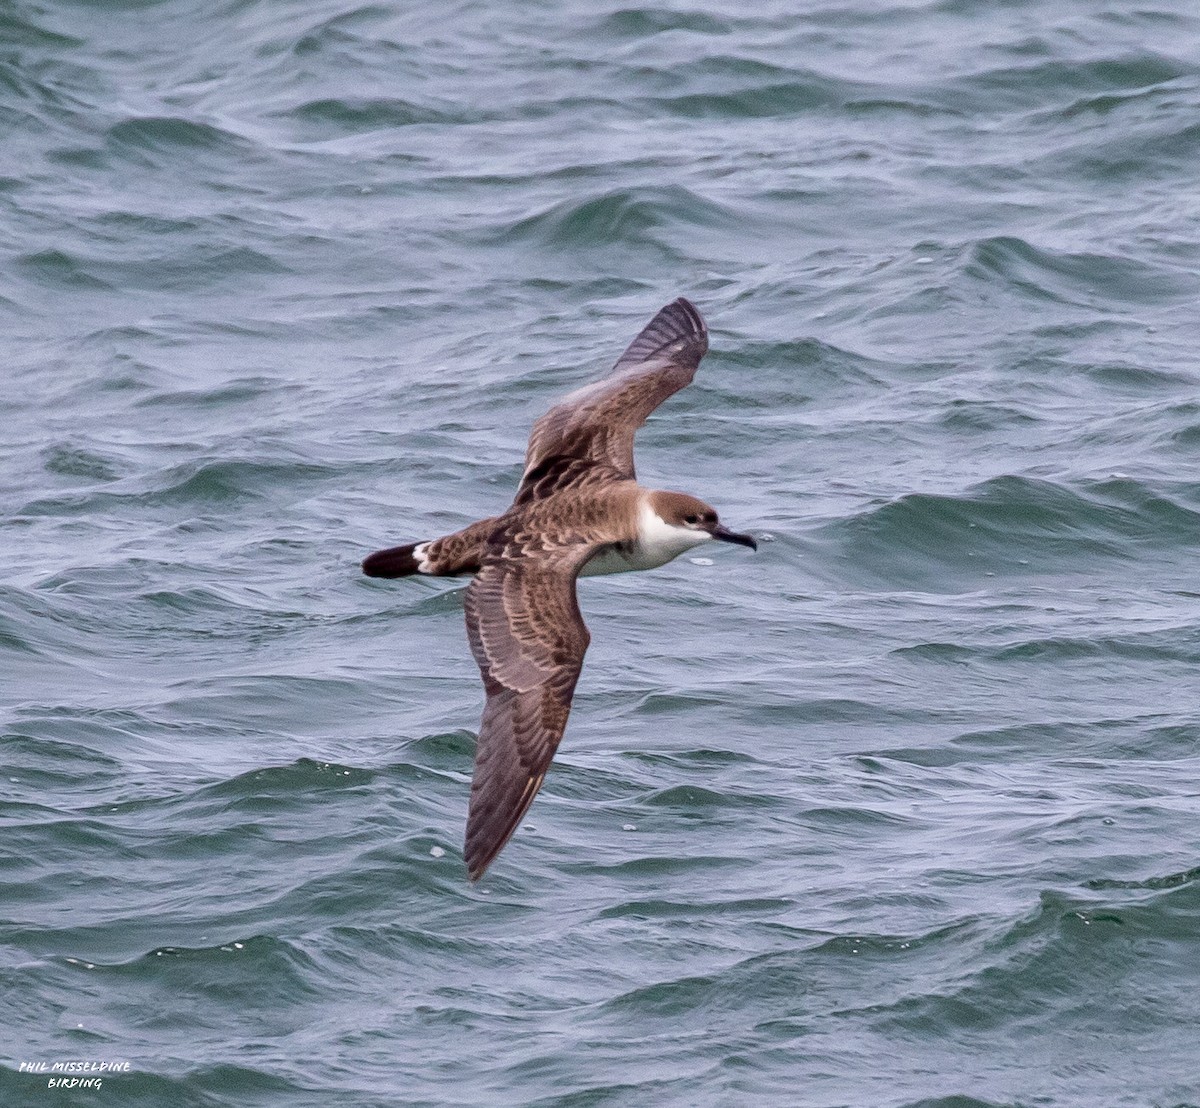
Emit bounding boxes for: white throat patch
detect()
[634,500,712,568]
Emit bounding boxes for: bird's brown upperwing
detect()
[462,525,610,880]
[515,298,708,504]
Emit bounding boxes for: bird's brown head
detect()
[648,490,757,550]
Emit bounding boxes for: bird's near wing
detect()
[516,298,708,503]
[462,529,601,880]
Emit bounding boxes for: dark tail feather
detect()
[362,542,424,578]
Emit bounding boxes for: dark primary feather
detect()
[610,296,707,375]
[516,298,707,503]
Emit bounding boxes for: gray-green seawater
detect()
[4,1,1200,1105]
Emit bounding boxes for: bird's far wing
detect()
[516,298,708,502]
[461,530,600,880]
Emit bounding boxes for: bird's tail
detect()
[361,542,428,578]
[362,515,503,579]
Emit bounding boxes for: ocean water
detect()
[3,0,1200,1104]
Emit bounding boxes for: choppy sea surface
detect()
[4,1,1200,1105]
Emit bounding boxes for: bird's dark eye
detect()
[684,514,699,525]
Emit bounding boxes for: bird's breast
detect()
[579,540,642,577]
[580,527,709,578]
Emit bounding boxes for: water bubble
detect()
[622,823,637,831]
[430,845,445,857]
[689,557,714,566]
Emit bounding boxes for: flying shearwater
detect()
[363,298,756,880]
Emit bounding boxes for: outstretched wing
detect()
[516,298,708,502]
[462,531,599,880]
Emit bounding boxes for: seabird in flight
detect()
[363,298,756,880]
